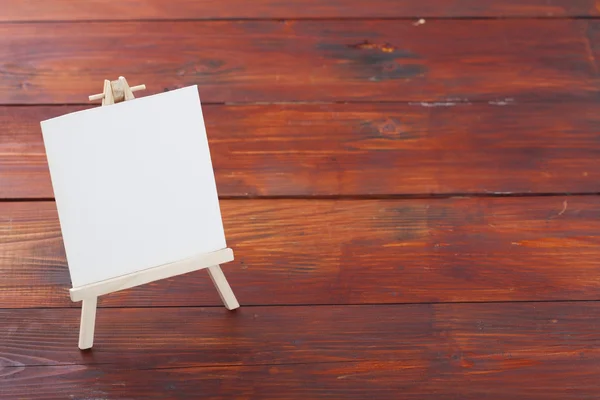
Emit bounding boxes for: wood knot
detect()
[378,118,402,136]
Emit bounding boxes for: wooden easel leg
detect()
[78,297,98,350]
[207,265,240,310]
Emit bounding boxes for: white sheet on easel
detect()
[41,86,226,288]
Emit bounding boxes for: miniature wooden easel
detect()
[73,77,240,350]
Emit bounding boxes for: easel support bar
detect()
[70,248,234,302]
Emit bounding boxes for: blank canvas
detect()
[41,86,226,288]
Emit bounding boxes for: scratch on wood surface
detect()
[409,100,470,107]
[488,98,515,106]
[558,200,568,216]
[582,24,598,74]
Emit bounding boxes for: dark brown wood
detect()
[5,361,599,400]
[3,3,599,398]
[2,196,600,308]
[1,20,597,104]
[4,102,600,199]
[0,106,84,199]
[1,0,597,21]
[1,303,599,399]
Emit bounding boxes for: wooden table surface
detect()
[2,1,600,398]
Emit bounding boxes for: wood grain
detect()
[2,0,598,21]
[1,20,597,104]
[1,303,599,399]
[2,197,600,308]
[5,361,599,400]
[3,102,600,199]
[3,3,599,399]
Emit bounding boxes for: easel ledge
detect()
[70,247,234,302]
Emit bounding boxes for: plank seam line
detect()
[219,193,600,200]
[3,193,600,203]
[2,98,597,107]
[1,16,600,24]
[4,298,600,311]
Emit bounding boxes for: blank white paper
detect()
[41,86,226,288]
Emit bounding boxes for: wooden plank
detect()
[1,303,599,399]
[1,0,597,21]
[0,106,67,199]
[3,102,600,199]
[2,197,600,308]
[5,361,599,400]
[0,20,597,104]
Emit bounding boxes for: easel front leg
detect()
[207,265,240,310]
[78,297,98,350]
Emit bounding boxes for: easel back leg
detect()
[207,265,240,310]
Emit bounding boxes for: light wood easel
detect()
[73,77,240,350]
